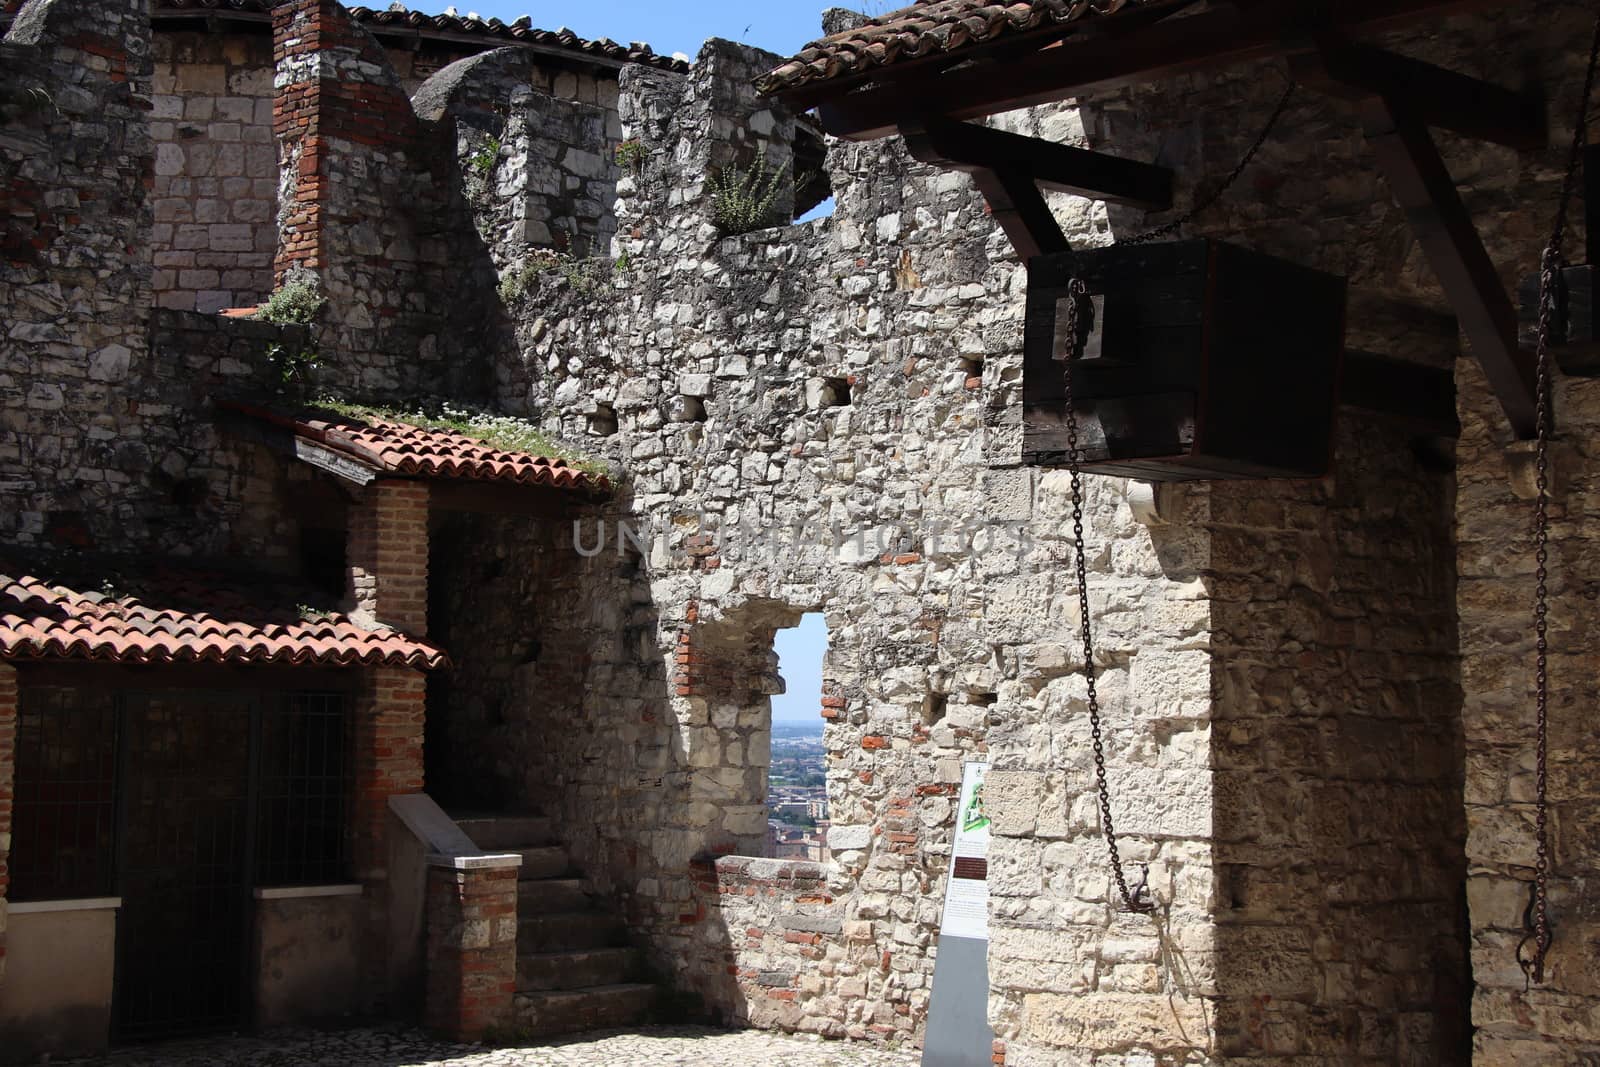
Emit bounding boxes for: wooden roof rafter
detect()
[767,0,1550,439]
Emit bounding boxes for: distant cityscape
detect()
[765,722,830,861]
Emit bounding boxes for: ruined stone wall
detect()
[459,11,1570,1059]
[412,48,622,273]
[150,29,278,313]
[1,0,325,565]
[454,37,1223,1044]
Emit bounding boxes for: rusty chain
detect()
[1518,7,1600,989]
[1060,277,1152,915]
[1126,81,1298,247]
[1057,78,1297,915]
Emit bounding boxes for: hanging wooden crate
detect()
[1022,239,1347,480]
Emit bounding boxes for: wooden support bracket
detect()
[1341,350,1460,439]
[901,118,1174,210]
[1293,39,1547,152]
[900,119,1173,262]
[1359,97,1538,437]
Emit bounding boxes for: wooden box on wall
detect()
[1022,239,1347,480]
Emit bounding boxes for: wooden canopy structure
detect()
[759,0,1552,441]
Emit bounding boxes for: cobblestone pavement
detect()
[58,1024,924,1066]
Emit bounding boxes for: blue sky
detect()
[773,613,828,725]
[414,1,852,61]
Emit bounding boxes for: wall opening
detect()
[765,612,828,859]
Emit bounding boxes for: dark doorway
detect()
[114,691,254,1040]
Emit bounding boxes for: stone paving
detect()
[58,1025,924,1067]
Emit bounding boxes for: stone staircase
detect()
[454,814,657,1037]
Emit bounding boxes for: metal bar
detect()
[1588,144,1600,268]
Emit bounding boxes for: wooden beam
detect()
[1292,40,1546,151]
[965,167,1069,263]
[811,0,1497,141]
[1340,350,1460,438]
[900,118,1173,210]
[1360,97,1537,437]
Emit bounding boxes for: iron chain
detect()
[1060,278,1152,915]
[1126,81,1297,247]
[1517,7,1600,989]
[1055,76,1301,915]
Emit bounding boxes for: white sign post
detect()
[922,762,995,1066]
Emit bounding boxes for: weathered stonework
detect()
[150,28,279,312]
[4,0,1600,1061]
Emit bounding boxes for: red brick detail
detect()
[347,479,430,636]
[861,735,889,750]
[423,864,518,1040]
[271,0,423,282]
[992,1039,1007,1065]
[351,666,425,878]
[0,664,15,980]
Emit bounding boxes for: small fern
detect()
[709,154,788,236]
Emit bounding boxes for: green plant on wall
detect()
[254,267,325,325]
[470,135,502,176]
[708,153,788,236]
[614,138,648,177]
[254,268,325,387]
[265,341,321,387]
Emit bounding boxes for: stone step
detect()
[513,846,570,880]
[453,815,556,850]
[517,877,589,912]
[510,983,657,1038]
[517,911,629,954]
[516,946,641,992]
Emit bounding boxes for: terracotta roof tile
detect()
[0,560,448,670]
[220,401,609,492]
[144,1,689,73]
[758,0,1189,96]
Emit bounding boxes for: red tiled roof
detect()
[220,401,608,492]
[143,1,689,73]
[0,562,448,670]
[757,0,1191,96]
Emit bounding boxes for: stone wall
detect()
[150,29,279,312]
[413,48,622,270]
[2,0,157,549]
[1,0,322,564]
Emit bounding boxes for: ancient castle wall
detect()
[150,29,279,313]
[4,0,1600,1061]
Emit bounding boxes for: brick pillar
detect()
[423,861,519,1040]
[347,479,430,636]
[271,0,424,281]
[351,666,425,880]
[0,664,16,984]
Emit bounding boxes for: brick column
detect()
[351,666,426,881]
[0,664,16,984]
[424,860,519,1040]
[347,479,430,636]
[272,0,423,282]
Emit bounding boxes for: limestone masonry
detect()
[3,0,1600,1064]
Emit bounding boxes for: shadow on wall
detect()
[1056,71,1474,1063]
[1203,418,1469,1065]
